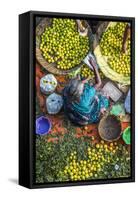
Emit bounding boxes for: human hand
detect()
[88,58,98,70]
[82,77,89,83]
[100,107,106,115]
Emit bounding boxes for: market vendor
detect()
[63,58,109,125]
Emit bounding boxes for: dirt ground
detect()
[35,62,130,147]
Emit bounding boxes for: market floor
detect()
[35,62,130,147]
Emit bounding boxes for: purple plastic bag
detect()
[124,89,131,113]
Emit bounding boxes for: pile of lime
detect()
[62,140,130,181]
[100,22,130,76]
[40,18,89,70]
[81,64,105,79]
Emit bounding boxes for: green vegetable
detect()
[62,141,131,181]
[35,120,91,183]
[36,119,131,183]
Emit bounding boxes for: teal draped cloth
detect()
[71,83,109,123]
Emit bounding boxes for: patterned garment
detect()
[63,83,109,125]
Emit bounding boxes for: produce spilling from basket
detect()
[35,18,131,183]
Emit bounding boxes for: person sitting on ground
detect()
[63,57,109,126]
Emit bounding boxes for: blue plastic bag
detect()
[124,89,131,113]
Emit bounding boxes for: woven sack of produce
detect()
[93,22,130,85]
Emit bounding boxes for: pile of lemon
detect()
[100,22,131,77]
[81,64,105,79]
[63,141,122,181]
[40,18,89,70]
[81,64,94,78]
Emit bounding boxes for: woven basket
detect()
[93,22,130,85]
[36,18,93,75]
[98,114,122,142]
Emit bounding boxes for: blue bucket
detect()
[36,116,51,135]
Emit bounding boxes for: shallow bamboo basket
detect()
[98,114,122,142]
[36,18,93,75]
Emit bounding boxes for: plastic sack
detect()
[110,103,125,116]
[40,74,57,94]
[46,93,63,114]
[124,89,131,113]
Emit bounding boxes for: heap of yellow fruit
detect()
[100,22,131,77]
[40,18,89,70]
[62,141,121,181]
[81,64,105,79]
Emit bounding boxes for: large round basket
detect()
[98,114,122,142]
[93,22,130,85]
[36,18,93,75]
